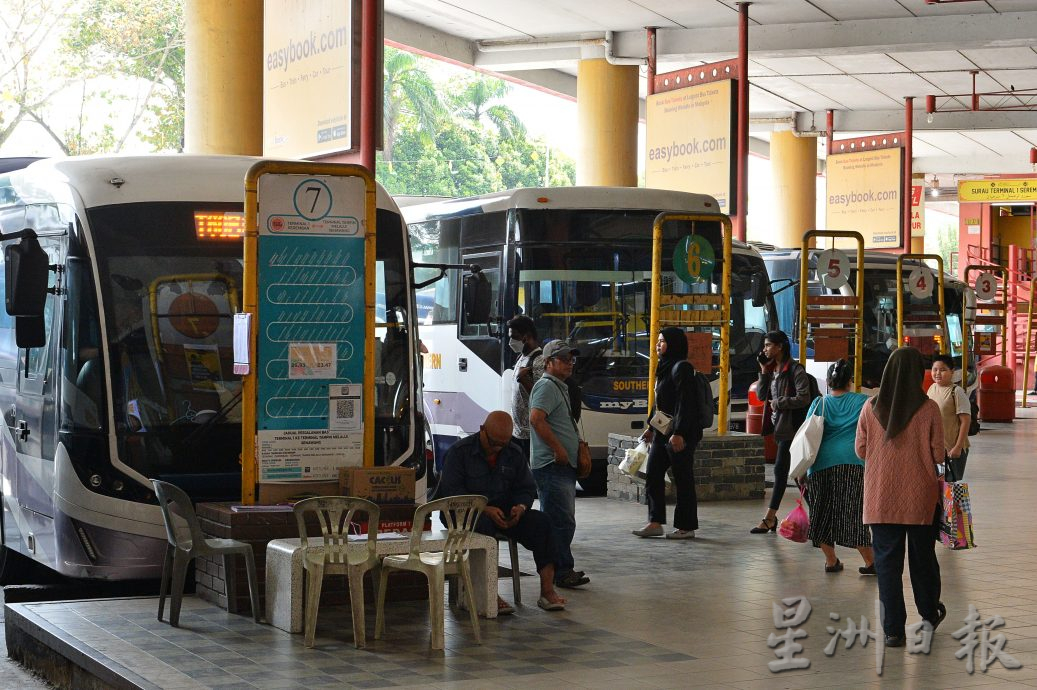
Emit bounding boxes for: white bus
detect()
[0,156,424,583]
[406,187,777,494]
[761,248,978,404]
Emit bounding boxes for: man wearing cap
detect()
[529,340,589,589]
[437,410,567,612]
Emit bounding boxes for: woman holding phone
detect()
[751,330,813,534]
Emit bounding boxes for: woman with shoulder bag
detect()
[632,327,702,540]
[751,330,813,534]
[803,360,874,574]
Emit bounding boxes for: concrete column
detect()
[767,131,817,248]
[576,59,638,187]
[911,236,925,253]
[185,0,263,155]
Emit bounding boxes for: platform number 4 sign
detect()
[907,266,935,299]
[974,272,997,301]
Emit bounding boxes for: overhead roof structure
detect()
[384,0,1037,176]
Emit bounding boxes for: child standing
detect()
[927,354,971,480]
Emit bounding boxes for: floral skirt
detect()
[805,464,871,548]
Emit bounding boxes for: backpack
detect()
[806,371,822,402]
[673,361,714,430]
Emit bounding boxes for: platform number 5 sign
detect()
[815,249,849,290]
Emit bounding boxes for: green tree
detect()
[383,47,446,163]
[62,0,185,152]
[449,75,525,140]
[0,0,76,149]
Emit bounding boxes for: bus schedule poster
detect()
[255,173,367,480]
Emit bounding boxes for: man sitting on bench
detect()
[437,410,567,612]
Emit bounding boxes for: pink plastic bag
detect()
[778,498,810,543]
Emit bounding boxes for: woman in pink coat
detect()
[855,347,946,648]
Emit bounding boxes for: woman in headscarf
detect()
[855,347,946,648]
[632,327,702,540]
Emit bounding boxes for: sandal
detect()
[497,598,515,615]
[825,559,844,573]
[750,516,777,534]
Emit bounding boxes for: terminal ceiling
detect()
[384,0,1037,179]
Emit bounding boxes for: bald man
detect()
[437,410,566,612]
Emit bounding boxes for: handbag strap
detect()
[548,378,583,441]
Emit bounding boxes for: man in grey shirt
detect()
[508,315,544,462]
[529,340,588,589]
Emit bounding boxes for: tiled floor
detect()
[7,406,1037,689]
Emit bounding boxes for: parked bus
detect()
[406,187,777,495]
[761,247,977,402]
[0,156,424,583]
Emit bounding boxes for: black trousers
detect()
[645,437,699,531]
[475,508,556,573]
[769,438,794,511]
[871,522,942,637]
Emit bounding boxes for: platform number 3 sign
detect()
[974,272,997,301]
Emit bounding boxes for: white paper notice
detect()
[329,384,362,431]
[258,429,362,480]
[233,313,251,375]
[967,225,980,235]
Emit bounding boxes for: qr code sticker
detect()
[336,399,354,419]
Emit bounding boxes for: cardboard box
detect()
[338,466,415,504]
[349,503,432,534]
[257,480,340,505]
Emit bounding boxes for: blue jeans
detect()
[532,462,577,579]
[870,523,942,637]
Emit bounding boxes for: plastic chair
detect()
[151,480,260,627]
[495,532,522,605]
[293,496,381,648]
[374,495,486,650]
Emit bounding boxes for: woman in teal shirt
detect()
[804,360,875,574]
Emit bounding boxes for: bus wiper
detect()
[182,390,242,448]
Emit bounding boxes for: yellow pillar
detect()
[185,0,263,155]
[576,59,638,186]
[911,236,925,253]
[767,131,817,247]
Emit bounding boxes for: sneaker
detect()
[555,571,590,588]
[928,602,947,632]
[885,634,906,648]
[859,564,876,575]
[665,529,695,539]
[632,525,663,538]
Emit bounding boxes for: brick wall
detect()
[606,432,765,504]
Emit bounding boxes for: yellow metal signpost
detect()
[798,231,865,391]
[241,161,377,505]
[896,254,946,353]
[648,212,732,435]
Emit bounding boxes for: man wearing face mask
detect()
[508,315,544,463]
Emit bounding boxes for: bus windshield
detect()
[87,202,414,479]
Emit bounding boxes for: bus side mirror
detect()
[5,235,49,317]
[463,269,491,325]
[15,315,45,349]
[751,273,768,308]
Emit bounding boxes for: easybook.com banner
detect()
[645,80,736,213]
[825,148,903,249]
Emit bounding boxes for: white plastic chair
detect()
[374,495,486,650]
[293,496,381,648]
[152,480,260,627]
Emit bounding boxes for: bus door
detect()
[458,251,502,426]
[146,274,238,425]
[7,234,65,561]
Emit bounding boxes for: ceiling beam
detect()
[799,109,1037,134]
[913,154,1037,175]
[633,12,1037,62]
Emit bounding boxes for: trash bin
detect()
[746,382,777,462]
[978,365,1015,423]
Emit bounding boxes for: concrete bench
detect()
[265,531,499,633]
